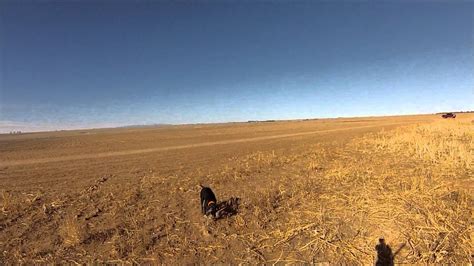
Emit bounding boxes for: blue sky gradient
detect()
[1,1,473,131]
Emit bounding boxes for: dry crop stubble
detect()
[1,115,472,263]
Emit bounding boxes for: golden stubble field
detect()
[0,114,472,263]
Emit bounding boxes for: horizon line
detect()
[2,110,472,135]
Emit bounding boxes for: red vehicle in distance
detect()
[441,113,456,119]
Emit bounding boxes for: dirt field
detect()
[1,114,472,263]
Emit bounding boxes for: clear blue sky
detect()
[1,1,473,131]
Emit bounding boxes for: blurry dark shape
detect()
[247,120,276,123]
[441,113,456,119]
[215,197,240,219]
[375,237,394,266]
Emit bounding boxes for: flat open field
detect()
[1,114,472,263]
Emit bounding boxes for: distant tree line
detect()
[435,111,473,114]
[9,131,22,134]
[247,120,277,123]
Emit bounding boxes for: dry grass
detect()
[1,190,11,213]
[59,215,86,247]
[237,119,473,263]
[367,119,473,170]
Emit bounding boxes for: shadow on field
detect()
[375,238,407,266]
[375,238,394,266]
[216,197,240,219]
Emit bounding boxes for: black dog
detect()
[200,185,217,218]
